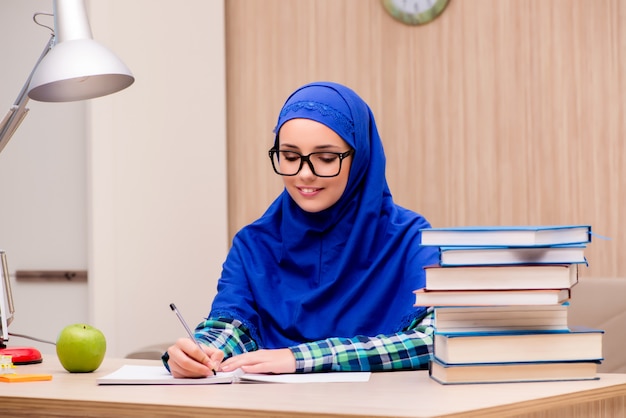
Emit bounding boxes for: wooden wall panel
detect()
[225,0,626,277]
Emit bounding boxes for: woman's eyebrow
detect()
[313,144,342,150]
[279,143,343,151]
[279,143,299,149]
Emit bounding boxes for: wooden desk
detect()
[1,356,625,417]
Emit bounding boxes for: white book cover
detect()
[420,225,591,247]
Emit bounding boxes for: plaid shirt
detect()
[193,309,434,373]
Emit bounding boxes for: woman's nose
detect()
[298,159,316,178]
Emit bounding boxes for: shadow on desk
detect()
[126,343,171,360]
[569,276,626,373]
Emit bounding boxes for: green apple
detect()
[56,323,106,373]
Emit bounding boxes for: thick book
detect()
[413,288,571,306]
[420,225,592,247]
[429,357,599,385]
[438,245,587,266]
[96,365,371,385]
[433,304,569,333]
[433,327,604,365]
[424,263,578,291]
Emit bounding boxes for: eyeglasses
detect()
[268,148,354,177]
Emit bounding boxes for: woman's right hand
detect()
[166,338,224,378]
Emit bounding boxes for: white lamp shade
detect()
[27,39,134,102]
[26,0,134,102]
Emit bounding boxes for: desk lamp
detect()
[0,0,134,364]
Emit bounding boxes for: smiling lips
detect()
[298,186,322,196]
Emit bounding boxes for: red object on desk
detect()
[0,346,43,365]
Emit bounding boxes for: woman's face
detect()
[277,118,353,213]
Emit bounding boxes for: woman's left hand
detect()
[219,348,296,374]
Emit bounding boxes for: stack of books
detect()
[415,225,604,385]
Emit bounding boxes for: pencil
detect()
[169,303,216,375]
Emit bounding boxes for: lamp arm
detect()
[0,34,55,155]
[1,251,12,344]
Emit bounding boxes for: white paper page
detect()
[240,372,371,383]
[97,365,371,385]
[96,365,244,385]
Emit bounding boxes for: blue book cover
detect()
[434,325,602,338]
[433,327,604,365]
[419,225,592,247]
[437,244,588,266]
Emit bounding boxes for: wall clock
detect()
[381,0,450,26]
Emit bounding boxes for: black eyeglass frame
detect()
[268,148,354,178]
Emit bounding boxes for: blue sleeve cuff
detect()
[161,351,171,373]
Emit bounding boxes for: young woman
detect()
[164,81,438,377]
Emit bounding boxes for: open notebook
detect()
[96,365,371,385]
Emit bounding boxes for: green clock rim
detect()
[382,0,450,26]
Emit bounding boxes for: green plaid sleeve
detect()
[194,318,258,359]
[289,309,434,373]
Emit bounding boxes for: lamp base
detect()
[0,346,43,365]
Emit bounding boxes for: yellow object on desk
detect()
[0,373,53,383]
[0,354,16,371]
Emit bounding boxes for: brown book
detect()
[423,264,578,291]
[433,304,569,333]
[414,288,571,307]
[429,357,599,385]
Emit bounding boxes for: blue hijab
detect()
[209,82,437,348]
